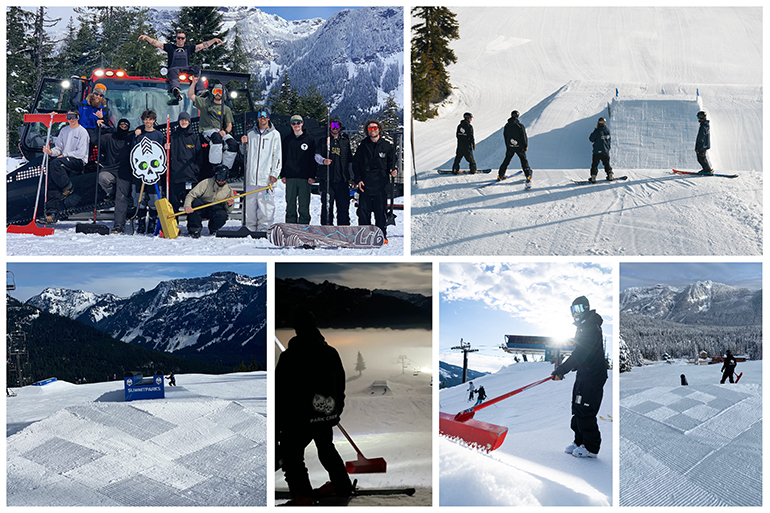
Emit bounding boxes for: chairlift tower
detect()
[451,338,478,384]
[7,330,30,388]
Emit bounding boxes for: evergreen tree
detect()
[380,93,402,132]
[411,7,459,121]
[299,84,328,125]
[169,7,228,71]
[6,7,36,155]
[269,72,301,116]
[355,351,366,376]
[112,13,164,77]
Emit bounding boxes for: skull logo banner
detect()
[131,138,167,185]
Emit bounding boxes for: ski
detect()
[438,168,492,175]
[477,170,523,189]
[573,176,628,185]
[672,169,738,178]
[276,487,416,502]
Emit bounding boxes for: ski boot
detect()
[524,170,532,189]
[148,211,158,234]
[452,168,459,175]
[564,443,578,454]
[136,209,147,234]
[606,171,614,181]
[314,481,354,500]
[171,87,183,102]
[588,174,598,184]
[572,445,598,458]
[497,174,507,181]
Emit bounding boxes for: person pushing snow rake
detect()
[551,296,608,458]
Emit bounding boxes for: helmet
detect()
[697,111,707,120]
[597,117,606,125]
[214,165,228,182]
[511,110,519,119]
[571,296,590,319]
[463,112,473,120]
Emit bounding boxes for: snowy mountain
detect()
[26,272,267,367]
[620,281,761,326]
[438,360,488,388]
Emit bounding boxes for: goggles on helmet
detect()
[212,87,223,96]
[66,113,79,120]
[330,122,341,130]
[257,110,269,119]
[571,304,587,317]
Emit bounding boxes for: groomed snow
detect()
[620,360,761,507]
[7,372,267,506]
[440,361,612,506]
[412,7,762,256]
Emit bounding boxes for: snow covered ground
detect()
[412,7,762,256]
[6,185,404,256]
[274,366,433,506]
[440,361,612,506]
[7,372,267,506]
[620,360,761,506]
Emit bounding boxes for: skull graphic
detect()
[312,394,336,415]
[131,137,167,185]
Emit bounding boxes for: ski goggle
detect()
[367,125,379,132]
[257,111,269,119]
[290,120,302,125]
[212,87,223,96]
[66,113,79,120]
[571,304,586,317]
[330,122,341,130]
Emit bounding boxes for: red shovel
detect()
[337,422,387,474]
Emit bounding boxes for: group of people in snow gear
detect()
[551,296,607,459]
[275,308,354,506]
[720,349,738,384]
[452,109,716,183]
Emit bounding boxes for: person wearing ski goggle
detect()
[314,116,354,226]
[212,86,224,97]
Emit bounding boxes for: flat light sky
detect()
[7,263,266,302]
[440,263,614,357]
[276,263,432,296]
[620,263,762,291]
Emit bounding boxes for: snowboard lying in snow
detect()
[267,223,385,248]
[672,169,739,178]
[276,480,416,506]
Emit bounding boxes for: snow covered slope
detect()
[620,361,761,506]
[7,372,267,506]
[440,362,612,506]
[412,7,762,256]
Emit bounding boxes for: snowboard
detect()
[672,169,739,178]
[477,170,524,189]
[573,176,628,185]
[437,168,492,175]
[267,223,385,248]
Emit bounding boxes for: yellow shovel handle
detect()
[168,182,274,219]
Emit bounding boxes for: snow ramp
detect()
[609,96,701,170]
[367,380,392,395]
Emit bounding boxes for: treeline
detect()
[620,312,762,366]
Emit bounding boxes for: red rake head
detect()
[345,454,387,474]
[7,221,55,237]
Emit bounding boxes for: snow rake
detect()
[155,183,273,239]
[337,423,387,474]
[440,376,554,451]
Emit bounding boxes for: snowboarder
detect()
[467,380,476,401]
[552,296,608,458]
[240,109,282,232]
[281,115,317,224]
[498,110,532,186]
[315,116,354,226]
[475,385,487,405]
[451,112,477,174]
[166,372,176,386]
[187,77,238,177]
[275,308,353,506]
[720,349,737,384]
[588,117,613,182]
[695,110,713,175]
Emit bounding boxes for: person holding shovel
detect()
[276,308,353,506]
[720,349,737,384]
[183,166,234,238]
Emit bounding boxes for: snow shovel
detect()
[440,375,554,451]
[337,422,387,474]
[734,371,743,383]
[155,182,273,239]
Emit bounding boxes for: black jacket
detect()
[281,130,317,180]
[696,120,711,151]
[100,127,133,179]
[275,327,346,430]
[503,117,527,150]
[589,125,611,154]
[456,119,475,150]
[316,133,353,183]
[169,125,201,184]
[555,310,607,382]
[352,136,395,194]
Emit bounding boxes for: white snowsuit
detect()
[241,124,282,231]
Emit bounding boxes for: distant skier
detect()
[552,296,608,458]
[475,385,487,405]
[695,110,713,175]
[498,110,532,187]
[588,117,613,182]
[452,112,477,174]
[467,380,476,401]
[720,349,737,384]
[276,308,353,506]
[166,372,176,386]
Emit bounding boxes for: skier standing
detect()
[498,110,532,187]
[451,112,477,174]
[240,109,282,232]
[552,296,607,458]
[720,349,737,384]
[695,110,713,175]
[467,380,476,401]
[475,385,487,406]
[588,117,613,182]
[352,119,396,242]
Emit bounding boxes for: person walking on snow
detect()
[451,112,477,174]
[695,110,713,175]
[467,380,476,401]
[720,349,737,384]
[475,385,487,406]
[552,296,608,458]
[588,117,613,182]
[498,110,532,186]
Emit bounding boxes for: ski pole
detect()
[455,375,554,422]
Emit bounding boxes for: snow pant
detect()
[319,181,351,226]
[590,153,612,176]
[284,178,312,224]
[570,374,606,454]
[696,150,712,173]
[112,176,132,232]
[468,390,475,401]
[475,396,485,405]
[720,366,736,384]
[98,170,117,199]
[133,183,161,233]
[170,180,198,213]
[167,65,205,92]
[452,146,476,173]
[244,183,275,232]
[280,424,353,501]
[202,129,238,169]
[499,147,531,179]
[47,157,83,211]
[357,190,388,238]
[186,197,228,235]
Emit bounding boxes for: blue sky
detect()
[276,263,432,296]
[7,263,266,301]
[620,262,762,291]
[440,262,614,354]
